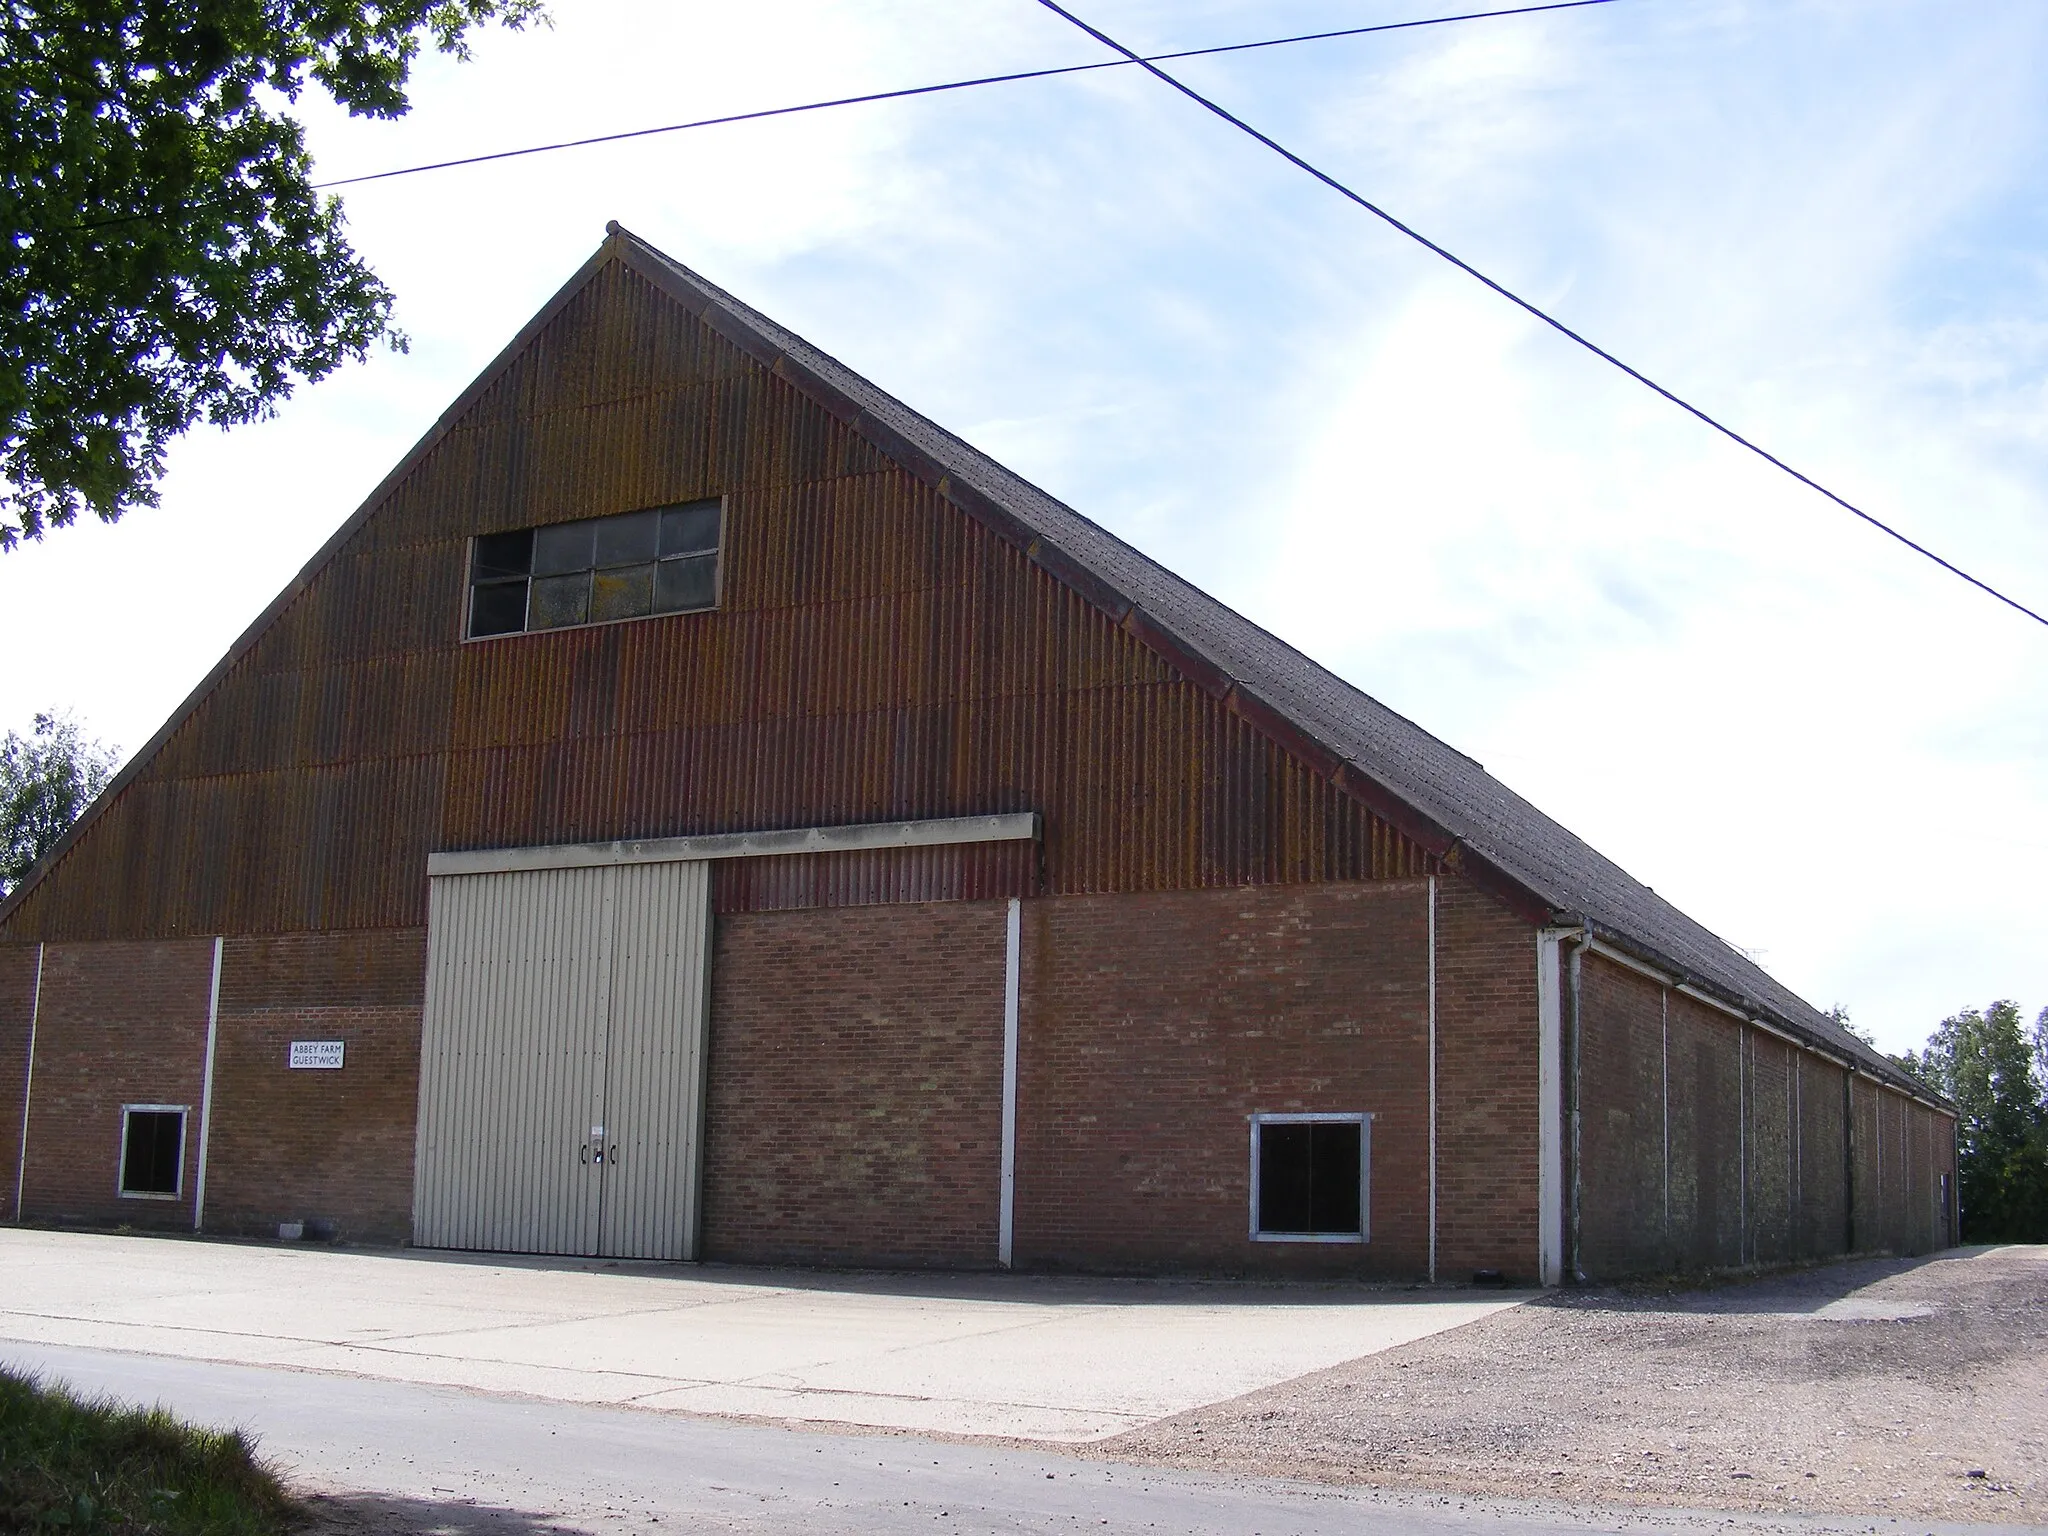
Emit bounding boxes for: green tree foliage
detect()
[0,0,542,547]
[1905,1001,2048,1242]
[0,711,119,893]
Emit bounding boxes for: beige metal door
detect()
[414,860,711,1259]
[597,860,712,1259]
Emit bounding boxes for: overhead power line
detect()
[1028,0,2048,631]
[33,2,1621,236]
[310,0,1620,191]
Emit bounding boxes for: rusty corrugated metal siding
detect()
[712,842,1037,915]
[4,260,1430,942]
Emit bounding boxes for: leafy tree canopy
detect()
[1,0,542,548]
[1904,1000,2048,1243]
[0,710,119,893]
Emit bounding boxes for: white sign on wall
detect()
[288,1040,346,1070]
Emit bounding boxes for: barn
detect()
[0,225,1955,1282]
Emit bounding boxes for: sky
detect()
[3,0,2043,1053]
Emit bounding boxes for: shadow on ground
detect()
[301,1490,587,1534]
[1525,1247,1990,1316]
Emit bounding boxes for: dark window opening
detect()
[120,1108,185,1197]
[467,500,722,639]
[1254,1117,1363,1238]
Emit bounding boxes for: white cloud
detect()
[3,0,2042,1051]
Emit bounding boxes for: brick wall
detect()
[1793,1050,1850,1259]
[1575,954,1667,1275]
[1849,1074,1880,1251]
[701,900,1006,1267]
[1663,990,1744,1270]
[1433,876,1542,1281]
[202,929,426,1244]
[18,939,214,1229]
[1746,1031,1793,1264]
[1013,878,1445,1277]
[1856,1085,1950,1257]
[1574,949,1955,1278]
[0,943,39,1221]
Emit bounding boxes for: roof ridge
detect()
[0,222,1939,1109]
[608,224,1938,1105]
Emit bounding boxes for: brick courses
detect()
[701,901,1006,1267]
[1013,878,1440,1277]
[1432,876,1541,1281]
[201,929,426,1244]
[17,938,214,1229]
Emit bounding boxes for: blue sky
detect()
[3,0,2043,1051]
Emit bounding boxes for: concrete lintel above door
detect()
[428,813,1042,878]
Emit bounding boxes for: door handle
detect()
[607,1143,620,1167]
[580,1143,590,1165]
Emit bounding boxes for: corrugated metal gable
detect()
[0,247,1427,940]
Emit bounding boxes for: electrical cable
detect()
[311,0,1618,191]
[1030,0,2048,630]
[31,1,1622,234]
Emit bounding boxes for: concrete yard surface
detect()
[1100,1244,2048,1524]
[0,1228,1522,1441]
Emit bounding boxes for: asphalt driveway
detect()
[0,1229,1522,1441]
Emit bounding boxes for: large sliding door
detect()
[597,861,713,1259]
[414,860,711,1259]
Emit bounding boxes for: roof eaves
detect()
[1575,919,1955,1114]
[610,230,1965,1112]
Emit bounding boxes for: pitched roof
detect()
[609,225,1938,1107]
[2,223,1938,1108]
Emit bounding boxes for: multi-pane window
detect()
[1249,1113,1369,1242]
[468,499,723,639]
[119,1106,186,1198]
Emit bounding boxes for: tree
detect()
[1,0,542,548]
[1909,1001,2048,1243]
[0,711,120,893]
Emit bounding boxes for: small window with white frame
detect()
[118,1105,188,1199]
[1250,1112,1369,1242]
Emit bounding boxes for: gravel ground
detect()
[1094,1245,2048,1525]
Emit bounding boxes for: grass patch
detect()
[0,1365,297,1533]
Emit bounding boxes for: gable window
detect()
[467,499,723,639]
[119,1105,187,1199]
[1249,1112,1369,1242]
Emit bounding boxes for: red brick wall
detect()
[0,942,40,1221]
[1013,879,1441,1276]
[18,939,214,1229]
[1432,877,1542,1281]
[701,901,1006,1267]
[202,930,426,1244]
